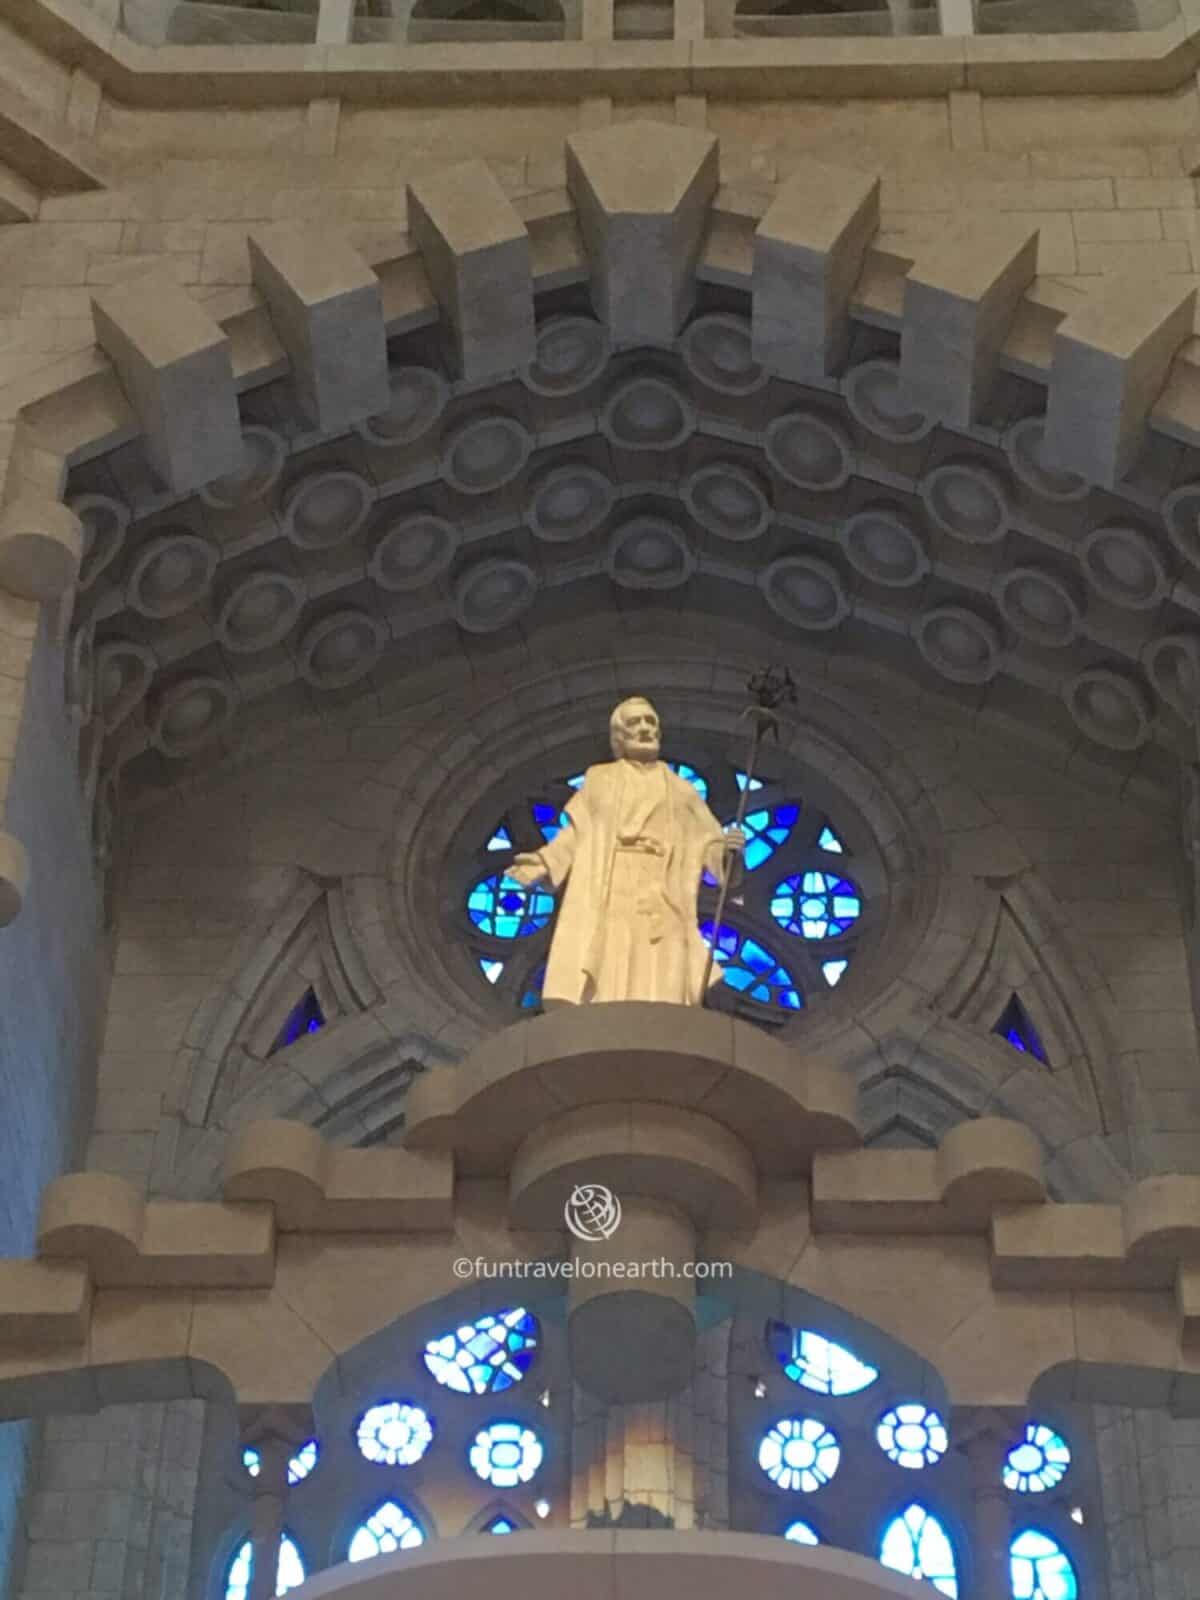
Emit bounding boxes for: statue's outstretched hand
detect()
[508,852,549,887]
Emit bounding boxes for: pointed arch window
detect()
[347,1502,424,1563]
[1010,1530,1078,1599]
[224,1534,305,1600]
[994,995,1048,1064]
[879,1505,958,1596]
[270,988,325,1054]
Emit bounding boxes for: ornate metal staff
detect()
[701,665,797,1002]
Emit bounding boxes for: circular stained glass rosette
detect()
[467,873,555,939]
[758,1417,840,1493]
[356,1402,434,1467]
[470,1421,544,1488]
[877,1405,949,1470]
[1004,1424,1071,1493]
[771,871,861,940]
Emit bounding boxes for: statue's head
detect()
[610,697,661,762]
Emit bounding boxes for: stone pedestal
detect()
[403,1002,860,1404]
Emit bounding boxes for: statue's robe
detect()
[535,758,728,1007]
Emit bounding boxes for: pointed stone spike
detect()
[566,121,719,346]
[407,160,535,382]
[90,273,242,495]
[1044,273,1197,489]
[900,221,1039,428]
[248,223,388,433]
[752,161,879,381]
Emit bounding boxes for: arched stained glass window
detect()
[470,1422,544,1487]
[701,922,803,1010]
[758,1417,840,1493]
[224,1535,305,1600]
[880,1505,958,1597]
[1004,1425,1071,1494]
[877,1405,949,1470]
[532,803,569,842]
[1010,1530,1078,1600]
[467,873,555,939]
[770,872,861,940]
[347,1503,424,1562]
[356,1402,434,1466]
[994,995,1048,1065]
[783,1520,820,1545]
[670,761,709,798]
[766,1323,879,1396]
[270,988,325,1054]
[484,1515,517,1534]
[740,805,800,871]
[243,1441,319,1485]
[423,1308,539,1395]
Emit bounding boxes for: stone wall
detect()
[0,604,105,1598]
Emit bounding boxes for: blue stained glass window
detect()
[270,988,325,1054]
[759,1417,840,1493]
[243,1441,319,1485]
[347,1503,424,1563]
[994,995,1048,1065]
[1011,1531,1078,1600]
[766,1324,879,1396]
[700,921,803,1011]
[822,959,848,987]
[735,771,765,792]
[485,1516,517,1534]
[877,1405,949,1470]
[487,825,513,852]
[470,1422,544,1487]
[818,825,845,853]
[880,1505,958,1597]
[479,958,505,985]
[532,802,570,843]
[669,762,709,799]
[356,1402,434,1467]
[1004,1425,1071,1494]
[224,1535,305,1600]
[783,1521,820,1545]
[739,806,800,871]
[520,963,546,1011]
[467,874,555,939]
[423,1307,539,1395]
[564,773,586,790]
[771,871,861,940]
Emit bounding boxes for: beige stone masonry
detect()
[89,272,243,493]
[899,221,1038,427]
[223,1118,454,1230]
[566,121,718,346]
[752,161,880,382]
[0,495,80,600]
[7,1010,1200,1411]
[1044,271,1197,487]
[406,162,535,381]
[0,79,103,208]
[247,224,388,432]
[0,829,28,927]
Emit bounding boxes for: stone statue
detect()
[508,697,743,1007]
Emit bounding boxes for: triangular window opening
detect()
[994,994,1048,1065]
[271,988,326,1054]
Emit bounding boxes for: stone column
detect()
[242,1411,305,1600]
[956,1410,1016,1600]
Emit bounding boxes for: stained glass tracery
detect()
[740,805,800,870]
[423,1308,539,1395]
[758,1417,841,1493]
[469,1421,544,1487]
[347,1503,424,1563]
[467,873,555,939]
[770,871,861,940]
[783,1520,820,1544]
[877,1405,949,1470]
[242,1441,319,1485]
[356,1402,434,1466]
[1004,1425,1071,1493]
[224,1534,305,1600]
[1010,1530,1078,1600]
[879,1504,958,1597]
[701,922,803,1010]
[766,1323,879,1396]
